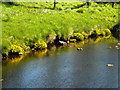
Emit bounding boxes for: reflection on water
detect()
[2,37,118,88]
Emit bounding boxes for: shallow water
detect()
[2,38,119,88]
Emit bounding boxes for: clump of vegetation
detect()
[90,29,106,37]
[82,32,89,39]
[90,28,112,38]
[104,29,111,36]
[99,30,106,36]
[70,39,76,43]
[9,45,24,54]
[71,33,84,41]
[34,40,47,50]
[93,29,102,36]
[22,45,30,51]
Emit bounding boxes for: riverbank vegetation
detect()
[2,2,119,57]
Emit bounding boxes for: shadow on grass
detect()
[2,2,21,7]
[71,3,87,9]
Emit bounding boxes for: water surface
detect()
[2,38,118,88]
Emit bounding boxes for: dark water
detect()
[2,38,119,88]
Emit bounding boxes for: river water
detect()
[2,37,119,88]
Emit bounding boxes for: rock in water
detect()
[67,41,69,44]
[32,48,35,51]
[117,43,120,46]
[59,41,67,46]
[107,64,114,67]
[115,46,119,49]
[19,52,23,55]
[115,46,118,48]
[77,48,83,51]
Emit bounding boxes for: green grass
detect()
[2,2,119,55]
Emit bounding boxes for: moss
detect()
[82,32,89,39]
[71,33,84,41]
[22,45,30,51]
[91,29,106,37]
[70,39,76,42]
[10,45,24,53]
[34,40,47,50]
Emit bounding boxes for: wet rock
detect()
[59,41,67,46]
[19,52,23,55]
[32,48,35,51]
[115,46,119,49]
[115,46,118,48]
[67,41,69,44]
[117,43,120,46]
[107,64,114,67]
[77,48,83,51]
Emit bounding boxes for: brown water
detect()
[2,38,119,88]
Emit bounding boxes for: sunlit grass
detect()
[2,2,119,55]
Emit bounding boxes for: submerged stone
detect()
[32,48,35,50]
[107,64,114,67]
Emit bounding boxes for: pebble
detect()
[107,64,114,67]
[67,41,69,44]
[115,46,118,48]
[117,43,120,46]
[19,53,23,55]
[32,48,35,50]
[77,48,83,51]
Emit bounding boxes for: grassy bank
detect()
[2,2,119,56]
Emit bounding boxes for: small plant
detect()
[34,40,47,50]
[82,32,88,39]
[99,30,106,36]
[104,29,111,36]
[22,45,30,51]
[91,29,103,37]
[71,33,84,41]
[10,44,24,54]
[70,39,76,42]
